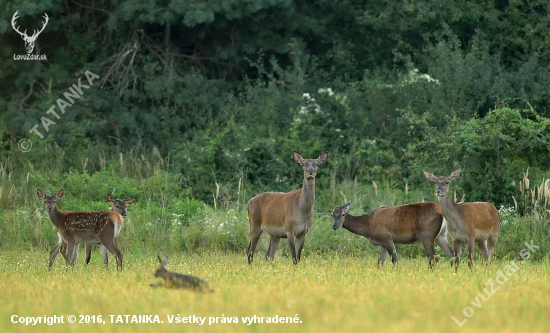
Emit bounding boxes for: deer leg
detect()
[85,242,93,265]
[466,239,475,269]
[294,235,306,263]
[59,239,70,263]
[487,233,498,259]
[435,228,454,259]
[266,235,280,261]
[247,227,263,265]
[49,242,62,268]
[101,240,123,271]
[50,234,73,268]
[420,239,437,269]
[287,234,298,265]
[452,240,462,269]
[71,244,80,266]
[64,240,77,267]
[389,245,398,265]
[100,244,109,267]
[477,240,489,262]
[378,247,389,267]
[379,236,398,265]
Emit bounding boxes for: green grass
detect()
[1,251,549,333]
[1,147,549,333]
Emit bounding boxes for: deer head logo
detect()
[11,11,49,54]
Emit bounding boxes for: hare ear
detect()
[162,257,169,267]
[157,255,163,265]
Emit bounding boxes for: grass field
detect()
[1,250,549,333]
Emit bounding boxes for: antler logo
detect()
[11,11,49,54]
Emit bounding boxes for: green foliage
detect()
[407,107,550,205]
[1,0,550,267]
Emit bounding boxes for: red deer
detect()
[331,201,454,267]
[48,195,136,267]
[37,188,124,270]
[423,168,500,269]
[247,151,328,265]
[84,195,136,266]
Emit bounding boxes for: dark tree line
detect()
[0,0,549,205]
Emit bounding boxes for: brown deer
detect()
[423,168,500,269]
[331,201,454,268]
[247,151,328,265]
[48,195,136,267]
[84,195,136,266]
[37,188,124,270]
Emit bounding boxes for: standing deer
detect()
[37,188,124,270]
[84,195,136,266]
[423,168,500,269]
[48,195,136,267]
[331,201,454,268]
[247,151,328,265]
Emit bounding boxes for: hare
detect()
[150,256,213,292]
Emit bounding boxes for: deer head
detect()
[11,11,49,54]
[423,168,462,197]
[293,151,328,179]
[331,201,351,230]
[37,188,64,212]
[107,194,137,218]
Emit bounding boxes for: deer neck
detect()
[46,206,64,229]
[298,177,316,213]
[438,192,461,225]
[342,213,371,238]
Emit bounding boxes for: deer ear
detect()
[37,188,44,199]
[423,170,438,182]
[293,151,305,164]
[126,197,137,205]
[107,194,114,203]
[449,168,462,181]
[343,200,351,211]
[316,152,328,164]
[56,189,64,199]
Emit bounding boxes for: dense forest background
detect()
[1,0,549,209]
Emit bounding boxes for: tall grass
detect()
[0,145,549,262]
